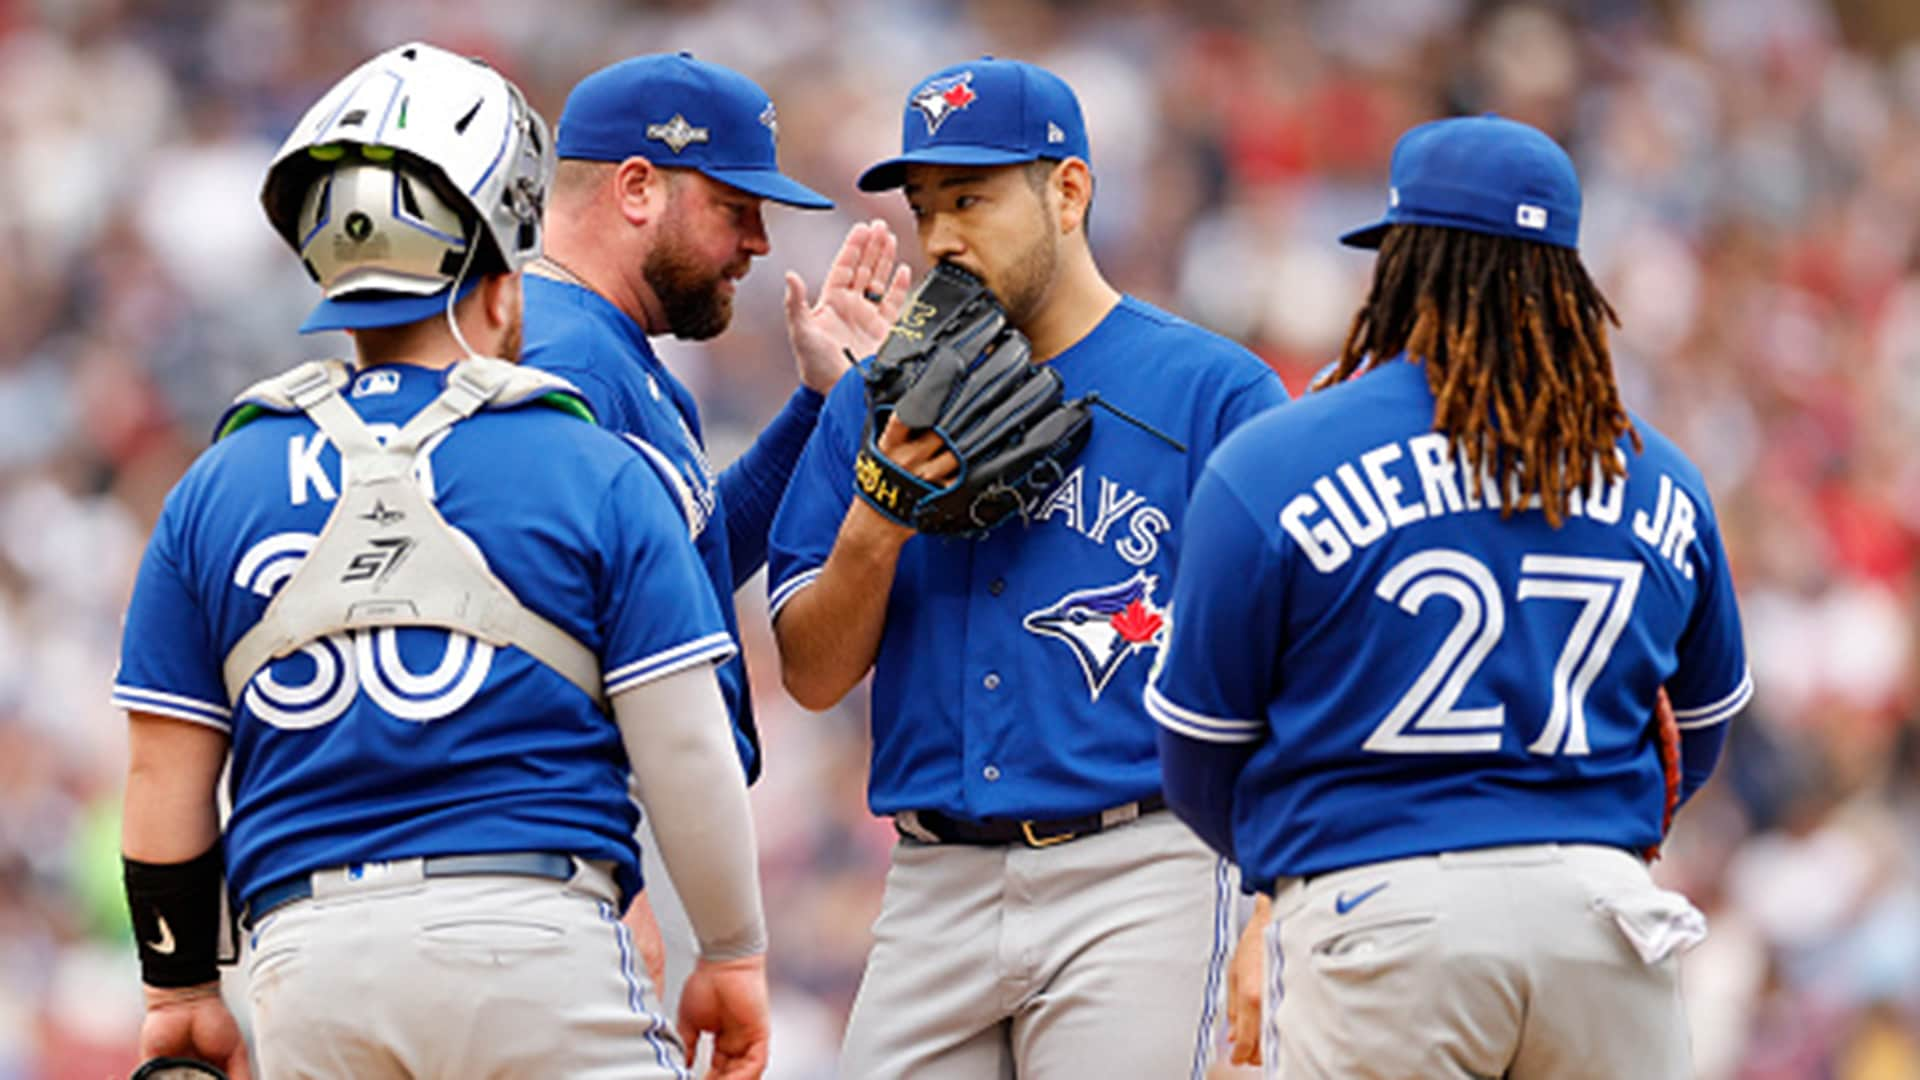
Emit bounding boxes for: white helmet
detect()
[260,42,553,333]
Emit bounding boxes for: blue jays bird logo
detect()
[910,73,977,135]
[1024,572,1168,701]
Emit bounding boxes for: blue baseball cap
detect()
[857,58,1090,192]
[1340,114,1581,250]
[556,52,832,210]
[300,278,482,334]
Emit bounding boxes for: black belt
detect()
[895,795,1166,849]
[245,851,574,928]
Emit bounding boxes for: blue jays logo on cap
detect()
[858,58,1091,192]
[1024,572,1166,701]
[910,72,978,135]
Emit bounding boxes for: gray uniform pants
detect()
[243,857,688,1079]
[1267,843,1699,1080]
[840,810,1234,1080]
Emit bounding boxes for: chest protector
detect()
[220,358,606,710]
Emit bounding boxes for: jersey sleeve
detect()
[597,456,737,698]
[1145,466,1283,744]
[766,370,863,621]
[112,491,232,732]
[1664,492,1752,732]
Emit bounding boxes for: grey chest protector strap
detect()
[221,358,606,710]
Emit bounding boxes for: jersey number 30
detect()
[1366,550,1642,755]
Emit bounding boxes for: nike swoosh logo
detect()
[149,914,177,955]
[1334,882,1389,915]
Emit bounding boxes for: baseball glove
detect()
[854,263,1093,536]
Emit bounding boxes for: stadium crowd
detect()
[0,0,1915,1076]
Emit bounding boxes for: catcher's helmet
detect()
[259,42,553,332]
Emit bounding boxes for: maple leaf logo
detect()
[1111,598,1164,645]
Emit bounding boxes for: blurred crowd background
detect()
[0,0,1917,1076]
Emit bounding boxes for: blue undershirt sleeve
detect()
[719,386,825,588]
[1677,720,1730,807]
[1157,727,1255,863]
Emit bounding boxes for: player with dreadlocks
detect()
[1319,223,1641,525]
[1148,115,1753,1077]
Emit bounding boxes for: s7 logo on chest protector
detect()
[1023,571,1167,701]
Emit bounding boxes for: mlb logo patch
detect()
[353,370,401,397]
[910,72,977,136]
[1516,204,1549,230]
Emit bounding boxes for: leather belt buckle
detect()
[1020,819,1076,848]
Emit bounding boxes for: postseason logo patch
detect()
[910,72,977,136]
[1024,571,1168,701]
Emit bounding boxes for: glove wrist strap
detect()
[854,441,936,529]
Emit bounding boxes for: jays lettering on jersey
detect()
[111,363,735,910]
[523,274,821,781]
[1147,359,1752,886]
[769,296,1286,820]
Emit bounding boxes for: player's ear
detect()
[478,272,520,333]
[613,155,666,228]
[1052,158,1092,237]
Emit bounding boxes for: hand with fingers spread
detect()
[784,219,913,394]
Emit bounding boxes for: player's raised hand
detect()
[677,954,770,1080]
[138,984,253,1080]
[783,219,913,394]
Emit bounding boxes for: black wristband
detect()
[124,842,225,988]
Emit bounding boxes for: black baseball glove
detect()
[854,264,1092,536]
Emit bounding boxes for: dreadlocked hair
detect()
[1315,225,1641,527]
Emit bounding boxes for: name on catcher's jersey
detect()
[112,362,734,909]
[770,296,1288,821]
[522,274,762,779]
[1147,360,1751,883]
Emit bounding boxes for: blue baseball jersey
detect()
[769,296,1288,820]
[1148,359,1752,885]
[112,363,735,910]
[523,274,821,782]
